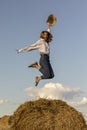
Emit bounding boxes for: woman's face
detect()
[43,32,48,41]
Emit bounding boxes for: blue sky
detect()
[0,0,87,119]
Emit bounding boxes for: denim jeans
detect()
[39,54,54,79]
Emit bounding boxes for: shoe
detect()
[28,62,38,68]
[35,76,40,86]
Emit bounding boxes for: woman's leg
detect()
[28,54,54,86]
[39,54,54,79]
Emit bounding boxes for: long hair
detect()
[40,31,53,43]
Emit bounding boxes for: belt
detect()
[40,52,49,55]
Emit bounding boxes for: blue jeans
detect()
[39,54,54,79]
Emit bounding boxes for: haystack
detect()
[0,115,11,130]
[10,98,87,130]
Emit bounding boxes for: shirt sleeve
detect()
[17,40,41,53]
[47,28,51,33]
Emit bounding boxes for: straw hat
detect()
[46,14,57,26]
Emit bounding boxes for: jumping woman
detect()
[16,15,57,86]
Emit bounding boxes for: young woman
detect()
[16,24,54,86]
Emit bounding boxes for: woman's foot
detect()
[35,76,42,86]
[28,62,41,70]
[28,62,38,68]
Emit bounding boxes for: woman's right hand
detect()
[16,50,19,53]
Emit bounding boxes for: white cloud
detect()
[0,99,8,105]
[71,97,87,106]
[25,82,87,107]
[80,97,87,105]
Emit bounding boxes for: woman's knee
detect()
[41,73,54,79]
[47,73,54,79]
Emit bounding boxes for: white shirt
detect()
[18,39,50,54]
[18,28,51,54]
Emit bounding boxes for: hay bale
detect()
[11,98,87,130]
[0,115,11,130]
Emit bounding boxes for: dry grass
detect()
[10,98,87,130]
[0,116,11,130]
